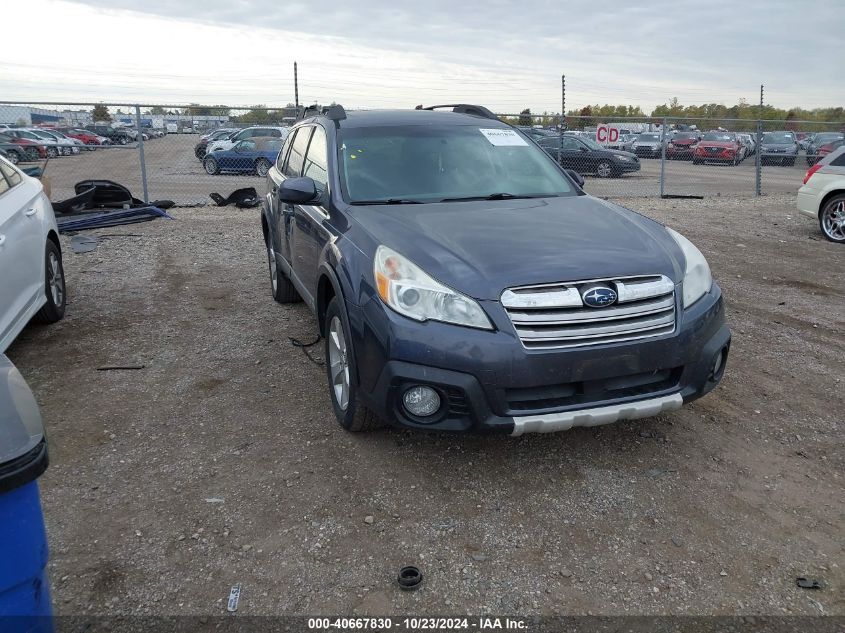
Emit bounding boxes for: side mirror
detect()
[278,177,318,204]
[566,169,585,188]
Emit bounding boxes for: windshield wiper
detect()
[439,193,546,202]
[350,198,423,205]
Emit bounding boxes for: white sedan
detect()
[797,145,845,243]
[0,156,66,352]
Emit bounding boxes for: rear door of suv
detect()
[269,126,310,272]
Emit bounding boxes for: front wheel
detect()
[595,160,615,178]
[6,150,20,164]
[255,158,271,177]
[203,157,219,174]
[324,297,385,432]
[33,240,66,324]
[820,195,845,243]
[46,147,58,158]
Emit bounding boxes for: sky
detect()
[2,0,844,114]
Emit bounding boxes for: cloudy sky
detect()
[3,0,844,113]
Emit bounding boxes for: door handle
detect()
[25,208,37,217]
[282,204,294,215]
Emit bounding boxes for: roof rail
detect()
[297,104,347,122]
[416,104,499,121]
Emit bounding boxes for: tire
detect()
[195,147,206,159]
[265,231,300,303]
[118,137,127,145]
[324,297,385,432]
[203,157,219,175]
[25,148,39,162]
[786,158,795,167]
[819,194,845,243]
[693,158,702,165]
[595,160,615,178]
[255,158,271,177]
[45,147,58,158]
[5,150,20,165]
[32,240,66,324]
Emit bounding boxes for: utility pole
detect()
[560,75,566,131]
[294,62,299,117]
[755,84,763,196]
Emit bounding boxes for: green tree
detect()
[91,104,111,122]
[518,108,532,126]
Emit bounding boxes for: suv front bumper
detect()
[352,284,730,435]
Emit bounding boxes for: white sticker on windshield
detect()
[479,128,529,147]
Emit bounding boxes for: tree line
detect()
[502,98,844,132]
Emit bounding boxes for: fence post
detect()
[659,116,667,197]
[755,119,762,197]
[135,105,149,204]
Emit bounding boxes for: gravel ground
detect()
[5,192,843,617]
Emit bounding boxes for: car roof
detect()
[306,109,511,130]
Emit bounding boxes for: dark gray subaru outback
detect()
[261,104,730,435]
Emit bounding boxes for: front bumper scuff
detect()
[509,393,683,436]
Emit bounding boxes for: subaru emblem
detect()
[582,285,618,308]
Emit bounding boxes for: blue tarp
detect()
[56,206,173,233]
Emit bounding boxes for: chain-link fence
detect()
[2,102,843,206]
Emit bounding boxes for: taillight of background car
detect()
[803,163,823,185]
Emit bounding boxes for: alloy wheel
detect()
[821,200,845,242]
[48,251,64,306]
[328,316,350,411]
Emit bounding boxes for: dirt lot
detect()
[5,193,843,617]
[40,134,812,205]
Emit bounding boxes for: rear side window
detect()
[302,126,328,193]
[277,129,297,171]
[284,127,312,178]
[0,162,22,187]
[831,152,845,167]
[0,168,9,196]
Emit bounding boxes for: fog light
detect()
[711,348,726,380]
[402,385,441,417]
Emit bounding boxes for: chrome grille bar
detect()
[502,275,677,349]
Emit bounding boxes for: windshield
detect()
[674,133,697,140]
[338,125,574,203]
[638,134,659,142]
[762,132,794,144]
[702,132,733,141]
[578,136,603,150]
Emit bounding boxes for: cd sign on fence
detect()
[596,124,620,145]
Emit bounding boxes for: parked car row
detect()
[196,126,289,176]
[0,124,167,166]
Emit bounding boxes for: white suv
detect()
[797,145,845,243]
[206,126,288,154]
[0,156,66,352]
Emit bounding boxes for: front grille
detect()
[707,147,720,154]
[501,275,676,349]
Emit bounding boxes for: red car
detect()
[0,132,47,160]
[817,138,845,161]
[56,127,107,146]
[693,131,743,165]
[666,132,700,160]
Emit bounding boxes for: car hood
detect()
[604,149,637,159]
[348,195,684,300]
[698,141,734,148]
[761,143,796,150]
[671,139,697,145]
[634,141,661,147]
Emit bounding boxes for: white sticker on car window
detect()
[479,128,529,147]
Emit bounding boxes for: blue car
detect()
[204,138,282,177]
[261,105,730,435]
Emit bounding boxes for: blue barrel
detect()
[0,355,53,633]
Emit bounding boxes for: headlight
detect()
[374,245,492,330]
[617,155,633,162]
[666,228,712,308]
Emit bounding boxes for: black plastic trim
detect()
[0,439,48,495]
